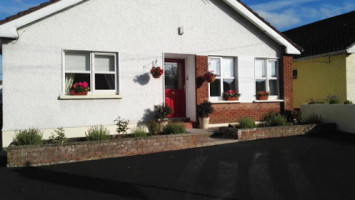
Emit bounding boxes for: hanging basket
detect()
[152,73,162,79]
[151,67,163,79]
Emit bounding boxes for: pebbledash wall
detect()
[2,0,293,147]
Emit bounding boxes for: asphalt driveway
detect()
[1,132,355,200]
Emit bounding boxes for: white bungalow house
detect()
[0,0,300,147]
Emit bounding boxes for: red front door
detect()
[164,59,186,118]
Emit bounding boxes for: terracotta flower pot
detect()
[70,90,88,95]
[225,97,238,101]
[257,96,268,100]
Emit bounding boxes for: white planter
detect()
[199,117,210,129]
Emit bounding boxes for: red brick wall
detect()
[195,55,294,124]
[6,134,197,167]
[209,103,281,123]
[280,56,294,111]
[195,56,209,105]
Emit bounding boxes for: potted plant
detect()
[153,104,172,131]
[197,100,214,129]
[223,90,240,101]
[256,91,269,100]
[150,66,164,78]
[70,81,90,95]
[203,71,217,83]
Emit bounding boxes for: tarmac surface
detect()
[1,132,355,200]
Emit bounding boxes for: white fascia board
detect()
[347,43,355,53]
[0,0,85,39]
[221,0,301,55]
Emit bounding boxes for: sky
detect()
[0,0,354,80]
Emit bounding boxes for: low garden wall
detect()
[301,104,355,134]
[220,124,336,141]
[6,133,197,167]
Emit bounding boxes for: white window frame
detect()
[255,58,279,100]
[208,56,238,101]
[63,50,118,95]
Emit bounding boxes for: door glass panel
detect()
[165,62,182,89]
[208,58,221,76]
[256,80,266,93]
[222,58,234,77]
[255,59,266,78]
[210,79,221,97]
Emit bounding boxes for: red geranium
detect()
[150,66,163,77]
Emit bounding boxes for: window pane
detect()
[269,80,278,95]
[210,79,221,97]
[268,60,277,78]
[255,59,265,77]
[65,73,90,92]
[223,79,235,91]
[65,52,90,71]
[222,58,234,77]
[209,58,221,76]
[95,55,115,72]
[256,80,266,93]
[95,74,115,90]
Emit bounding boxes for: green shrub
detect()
[13,129,43,146]
[197,101,214,118]
[148,121,159,135]
[261,112,287,127]
[308,99,325,104]
[327,95,341,104]
[344,100,353,104]
[154,105,172,120]
[131,127,148,138]
[238,117,256,129]
[302,113,323,124]
[162,122,186,135]
[86,125,110,141]
[49,127,67,145]
[114,116,130,134]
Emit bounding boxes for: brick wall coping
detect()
[5,133,197,150]
[6,133,198,167]
[220,123,337,141]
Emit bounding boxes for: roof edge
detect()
[0,0,85,39]
[347,42,355,53]
[294,50,347,61]
[222,0,301,55]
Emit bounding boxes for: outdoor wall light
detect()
[178,26,184,35]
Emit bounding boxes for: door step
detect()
[169,118,194,129]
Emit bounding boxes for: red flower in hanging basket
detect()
[203,71,217,83]
[150,66,164,78]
